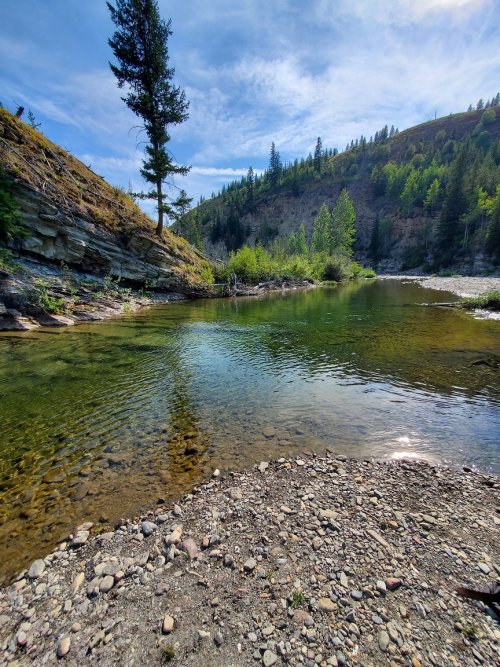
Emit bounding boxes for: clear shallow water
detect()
[0,279,499,581]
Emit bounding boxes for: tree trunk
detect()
[155,180,163,236]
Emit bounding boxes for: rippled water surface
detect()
[1,280,499,581]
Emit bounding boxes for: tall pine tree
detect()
[268,142,282,188]
[108,0,189,236]
[314,137,322,173]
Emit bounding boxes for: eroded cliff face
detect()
[12,184,201,293]
[0,109,213,331]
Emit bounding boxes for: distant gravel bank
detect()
[379,275,500,298]
[1,454,499,666]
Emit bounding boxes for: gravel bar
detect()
[379,275,500,299]
[1,453,499,666]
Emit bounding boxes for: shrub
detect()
[0,168,23,244]
[198,262,214,285]
[320,255,353,282]
[460,290,500,311]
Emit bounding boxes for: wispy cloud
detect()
[1,0,498,206]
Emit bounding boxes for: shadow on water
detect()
[0,279,499,582]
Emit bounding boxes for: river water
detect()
[0,279,499,582]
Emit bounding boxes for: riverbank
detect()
[0,259,195,331]
[1,454,498,666]
[379,274,500,298]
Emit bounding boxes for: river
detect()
[0,279,499,582]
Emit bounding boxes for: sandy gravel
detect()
[1,454,499,667]
[379,275,500,299]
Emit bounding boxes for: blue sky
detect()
[1,0,499,217]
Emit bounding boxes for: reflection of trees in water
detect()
[201,283,500,402]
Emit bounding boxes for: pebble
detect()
[162,614,174,634]
[0,455,497,667]
[99,576,114,593]
[141,521,157,536]
[263,649,278,666]
[27,559,45,579]
[317,598,336,612]
[244,558,257,572]
[378,630,390,652]
[57,636,71,657]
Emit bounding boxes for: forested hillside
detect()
[177,104,500,273]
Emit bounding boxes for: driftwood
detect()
[456,582,500,615]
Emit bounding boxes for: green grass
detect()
[462,623,479,641]
[460,290,500,311]
[160,643,175,662]
[290,590,307,608]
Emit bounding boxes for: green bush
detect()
[351,262,376,278]
[198,262,214,285]
[460,290,500,311]
[0,247,20,272]
[0,168,23,244]
[320,255,353,281]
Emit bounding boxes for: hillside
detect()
[0,109,214,329]
[0,108,211,287]
[178,108,500,273]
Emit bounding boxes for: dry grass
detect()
[0,108,202,269]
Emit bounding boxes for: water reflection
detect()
[0,280,499,582]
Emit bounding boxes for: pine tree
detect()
[268,142,282,188]
[246,167,254,201]
[107,0,189,236]
[314,137,322,173]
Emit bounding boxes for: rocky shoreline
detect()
[1,454,498,666]
[0,260,195,332]
[379,275,500,298]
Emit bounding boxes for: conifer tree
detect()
[314,137,322,173]
[107,0,189,236]
[268,142,282,188]
[436,145,468,264]
[246,167,254,201]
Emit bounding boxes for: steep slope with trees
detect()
[178,105,500,273]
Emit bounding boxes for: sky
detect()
[1,0,499,218]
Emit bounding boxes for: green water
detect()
[0,280,499,582]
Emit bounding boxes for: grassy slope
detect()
[0,108,210,286]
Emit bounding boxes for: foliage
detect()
[312,203,331,253]
[460,290,500,311]
[290,591,307,608]
[198,261,214,285]
[0,168,23,244]
[331,189,356,257]
[108,0,189,236]
[160,643,176,662]
[311,191,356,258]
[178,101,500,271]
[320,255,353,281]
[28,280,66,314]
[0,247,20,272]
